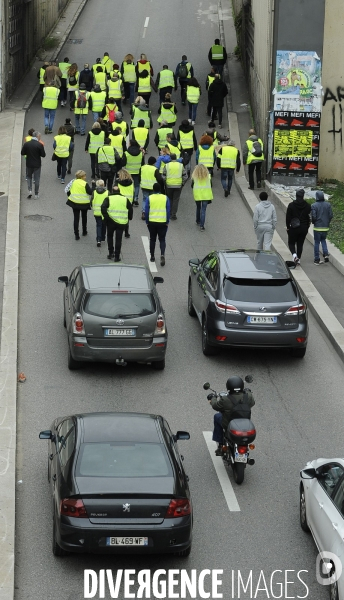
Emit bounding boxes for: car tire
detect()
[202,316,217,356]
[330,577,339,600]
[232,463,245,484]
[291,347,306,358]
[52,516,68,557]
[299,485,310,532]
[174,544,191,557]
[68,344,81,370]
[151,359,165,370]
[188,281,196,317]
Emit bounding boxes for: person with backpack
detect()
[89,84,107,122]
[85,122,105,179]
[311,191,333,265]
[175,55,194,105]
[208,74,228,128]
[253,192,277,251]
[74,83,90,135]
[67,63,80,110]
[186,77,201,125]
[243,129,264,190]
[286,189,312,265]
[157,93,177,126]
[101,97,118,127]
[90,179,108,247]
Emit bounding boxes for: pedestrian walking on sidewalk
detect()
[286,189,311,265]
[53,126,73,184]
[191,164,213,231]
[101,184,133,262]
[311,191,333,264]
[66,170,92,240]
[145,183,170,266]
[21,131,46,199]
[217,140,241,197]
[253,192,277,250]
[90,179,107,247]
[42,83,60,134]
[243,129,264,190]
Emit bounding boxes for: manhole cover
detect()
[24,214,52,221]
[68,39,83,44]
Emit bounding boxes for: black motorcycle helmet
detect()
[226,376,244,394]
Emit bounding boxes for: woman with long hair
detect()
[186,77,201,125]
[191,164,213,231]
[67,63,79,110]
[116,168,134,238]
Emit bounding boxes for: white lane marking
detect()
[141,235,157,273]
[144,16,150,27]
[203,431,240,512]
[143,16,150,37]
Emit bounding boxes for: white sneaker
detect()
[188,118,192,124]
[34,194,39,199]
[192,120,195,125]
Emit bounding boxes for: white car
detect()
[300,458,344,600]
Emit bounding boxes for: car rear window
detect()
[224,278,297,303]
[76,443,172,478]
[83,293,156,319]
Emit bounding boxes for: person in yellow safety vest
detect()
[121,54,136,106]
[140,156,164,217]
[116,168,134,238]
[101,184,133,262]
[204,120,229,144]
[89,84,107,122]
[122,140,145,205]
[208,38,227,76]
[132,119,150,151]
[107,74,125,112]
[243,129,264,190]
[109,64,122,80]
[205,67,217,116]
[101,52,114,77]
[109,127,127,158]
[154,121,174,150]
[111,111,129,137]
[191,164,213,231]
[175,55,194,105]
[130,97,153,129]
[67,63,80,108]
[186,77,201,125]
[53,125,74,184]
[196,135,216,176]
[66,170,92,240]
[85,122,105,178]
[145,182,170,266]
[42,82,60,134]
[23,128,35,178]
[37,62,49,95]
[90,179,108,246]
[157,93,177,126]
[58,56,71,106]
[96,138,120,192]
[73,83,90,135]
[216,140,241,197]
[155,65,177,103]
[92,58,105,77]
[100,98,119,126]
[165,133,182,159]
[136,54,154,77]
[94,66,107,91]
[177,119,197,177]
[136,69,157,107]
[162,153,188,220]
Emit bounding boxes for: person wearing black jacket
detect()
[286,189,311,265]
[101,185,133,262]
[177,120,197,177]
[96,138,121,191]
[64,118,75,174]
[208,74,228,128]
[21,131,46,199]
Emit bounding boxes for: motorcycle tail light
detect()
[72,313,85,334]
[249,444,255,450]
[237,446,248,454]
[155,314,166,334]
[215,300,240,314]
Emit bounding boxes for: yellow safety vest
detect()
[95,71,107,91]
[101,56,114,73]
[149,193,167,223]
[211,44,224,60]
[39,68,46,85]
[165,161,183,187]
[137,61,151,74]
[246,139,264,164]
[118,182,134,202]
[157,127,173,148]
[158,69,174,89]
[131,106,151,128]
[109,134,125,157]
[110,69,122,79]
[92,190,107,217]
[54,134,70,158]
[157,104,177,124]
[179,130,194,150]
[67,72,79,90]
[138,74,151,94]
[207,74,216,87]
[219,146,238,169]
[42,87,59,109]
[124,151,142,175]
[59,62,71,79]
[103,103,118,122]
[107,194,128,224]
[186,85,200,104]
[107,79,122,99]
[114,120,127,135]
[98,145,116,165]
[166,142,181,159]
[69,179,90,204]
[133,127,149,147]
[88,131,105,154]
[74,91,90,114]
[193,174,213,201]
[198,146,214,168]
[123,62,136,83]
[140,164,157,190]
[92,63,105,76]
[89,91,106,112]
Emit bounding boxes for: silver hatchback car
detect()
[58,264,167,370]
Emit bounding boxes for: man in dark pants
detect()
[145,183,170,266]
[21,131,46,199]
[286,189,311,265]
[243,129,264,190]
[162,153,188,220]
[175,55,194,105]
[101,185,133,262]
[208,74,228,128]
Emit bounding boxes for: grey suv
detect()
[188,249,308,358]
[58,264,167,370]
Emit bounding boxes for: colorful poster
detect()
[273,51,322,112]
[273,129,313,158]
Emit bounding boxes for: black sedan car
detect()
[39,412,192,556]
[188,249,308,357]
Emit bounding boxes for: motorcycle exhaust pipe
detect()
[115,357,127,367]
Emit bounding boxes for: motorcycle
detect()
[204,375,256,485]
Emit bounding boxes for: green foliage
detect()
[42,37,59,50]
[233,45,242,60]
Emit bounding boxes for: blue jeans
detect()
[124,82,135,106]
[94,216,106,242]
[195,201,208,228]
[44,108,56,130]
[220,168,235,192]
[75,113,87,134]
[132,174,140,201]
[142,188,150,211]
[92,111,101,122]
[314,230,329,261]
[213,412,224,444]
[188,102,198,122]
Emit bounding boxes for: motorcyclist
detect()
[210,376,255,456]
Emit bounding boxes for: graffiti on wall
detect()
[322,87,344,150]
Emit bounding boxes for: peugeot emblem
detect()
[116,319,125,325]
[259,307,267,312]
[123,503,130,512]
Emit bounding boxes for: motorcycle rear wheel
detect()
[232,462,245,484]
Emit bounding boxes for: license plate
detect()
[235,453,248,463]
[107,537,148,546]
[104,329,136,337]
[247,316,277,324]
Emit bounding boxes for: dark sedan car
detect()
[39,412,192,556]
[188,249,308,357]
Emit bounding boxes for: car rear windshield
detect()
[83,293,156,319]
[224,278,296,303]
[76,443,172,478]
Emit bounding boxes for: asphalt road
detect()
[14,1,343,599]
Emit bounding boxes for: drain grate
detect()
[68,39,83,44]
[24,214,52,221]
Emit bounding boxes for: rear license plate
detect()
[247,316,277,324]
[235,453,248,463]
[107,537,148,546]
[104,329,136,337]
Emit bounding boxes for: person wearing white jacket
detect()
[253,191,277,251]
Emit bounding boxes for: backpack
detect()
[251,140,263,157]
[106,105,116,123]
[179,63,188,79]
[77,92,87,109]
[229,391,252,420]
[69,74,77,85]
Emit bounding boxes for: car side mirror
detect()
[173,431,190,441]
[245,375,253,383]
[300,467,317,480]
[189,258,200,267]
[39,430,53,440]
[285,261,296,270]
[58,276,68,286]
[203,382,210,390]
[153,277,164,284]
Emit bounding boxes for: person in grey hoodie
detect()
[253,192,277,250]
[311,191,333,264]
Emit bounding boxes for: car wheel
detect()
[300,485,310,532]
[151,359,165,370]
[188,281,196,317]
[68,344,81,370]
[202,316,217,356]
[52,516,68,557]
[330,577,339,600]
[291,347,306,358]
[232,463,245,484]
[174,544,191,557]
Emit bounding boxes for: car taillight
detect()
[155,314,166,334]
[60,498,88,518]
[215,300,240,314]
[237,446,248,454]
[72,312,85,334]
[165,498,191,518]
[285,304,306,315]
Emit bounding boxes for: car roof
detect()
[78,412,163,443]
[80,264,152,291]
[219,249,290,280]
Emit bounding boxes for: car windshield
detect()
[83,293,156,319]
[76,443,172,478]
[224,278,296,303]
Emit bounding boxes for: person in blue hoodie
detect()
[311,191,333,265]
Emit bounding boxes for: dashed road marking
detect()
[141,235,157,272]
[203,431,241,511]
[143,16,150,37]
